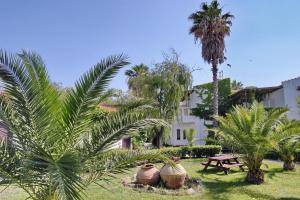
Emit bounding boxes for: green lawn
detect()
[1,159,300,200]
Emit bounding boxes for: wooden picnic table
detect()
[202,154,244,175]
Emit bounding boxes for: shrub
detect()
[158,147,183,157]
[148,145,221,159]
[189,145,221,158]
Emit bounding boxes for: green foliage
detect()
[192,78,231,120]
[125,64,149,97]
[185,128,196,146]
[189,0,234,65]
[231,80,243,91]
[192,78,231,144]
[214,101,299,183]
[180,145,221,158]
[0,50,169,200]
[278,133,300,168]
[125,49,192,147]
[148,145,221,158]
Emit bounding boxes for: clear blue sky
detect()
[1,0,300,90]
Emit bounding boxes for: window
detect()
[177,129,180,140]
[183,130,186,139]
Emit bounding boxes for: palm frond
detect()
[85,150,171,185]
[57,54,129,149]
[81,111,168,158]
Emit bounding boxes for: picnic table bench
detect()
[202,155,244,175]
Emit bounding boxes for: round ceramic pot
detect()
[136,164,160,186]
[160,160,187,189]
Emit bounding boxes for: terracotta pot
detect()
[136,164,160,186]
[160,160,187,189]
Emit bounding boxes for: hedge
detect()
[150,145,221,158]
[265,149,300,162]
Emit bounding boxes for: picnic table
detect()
[202,155,244,175]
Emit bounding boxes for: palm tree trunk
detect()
[153,126,164,149]
[283,160,296,171]
[212,63,219,127]
[246,169,264,184]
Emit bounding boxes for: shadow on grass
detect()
[265,167,285,179]
[197,167,243,176]
[196,168,298,200]
[200,178,286,200]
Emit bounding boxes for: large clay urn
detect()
[160,159,187,189]
[136,164,160,186]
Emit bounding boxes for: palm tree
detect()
[185,128,196,146]
[278,135,300,171]
[214,102,299,184]
[189,0,233,127]
[231,80,243,91]
[0,50,168,200]
[276,123,300,171]
[125,64,149,97]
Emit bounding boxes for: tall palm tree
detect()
[125,64,149,78]
[189,0,234,127]
[214,102,299,184]
[0,50,168,200]
[125,64,149,97]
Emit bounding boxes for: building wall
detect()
[282,77,300,120]
[262,77,300,120]
[262,88,285,108]
[168,90,208,146]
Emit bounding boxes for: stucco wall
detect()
[168,90,208,146]
[282,77,300,120]
[262,88,285,108]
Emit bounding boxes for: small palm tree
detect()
[279,137,300,171]
[189,0,233,127]
[185,128,196,146]
[214,102,298,184]
[275,102,300,171]
[0,50,168,200]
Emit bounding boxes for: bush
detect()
[156,147,183,157]
[265,151,280,160]
[149,145,221,159]
[264,149,300,162]
[189,145,221,158]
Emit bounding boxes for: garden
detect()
[1,158,300,200]
[1,1,300,200]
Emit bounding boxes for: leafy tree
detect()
[189,0,234,127]
[214,102,298,184]
[0,50,168,200]
[192,78,231,144]
[126,50,192,148]
[185,128,196,146]
[140,50,192,148]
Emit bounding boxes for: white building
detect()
[167,90,208,146]
[263,77,300,120]
[231,77,300,120]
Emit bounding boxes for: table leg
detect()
[203,160,211,171]
[234,158,244,171]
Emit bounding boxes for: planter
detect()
[136,164,160,186]
[160,159,187,189]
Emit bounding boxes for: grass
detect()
[1,159,300,200]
